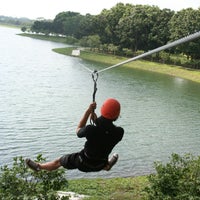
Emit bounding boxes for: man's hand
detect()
[76,102,97,134]
[89,102,97,124]
[88,102,97,113]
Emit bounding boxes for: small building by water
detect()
[72,49,80,56]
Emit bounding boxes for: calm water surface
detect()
[1,26,200,179]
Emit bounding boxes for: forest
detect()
[23,3,200,68]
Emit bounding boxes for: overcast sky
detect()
[1,0,199,20]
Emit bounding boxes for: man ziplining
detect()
[26,30,200,173]
[26,98,124,172]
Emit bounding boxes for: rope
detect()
[92,70,98,102]
[97,31,200,74]
[90,70,98,125]
[80,63,94,73]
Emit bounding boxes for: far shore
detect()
[17,33,200,84]
[53,47,200,84]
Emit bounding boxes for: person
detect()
[26,98,124,173]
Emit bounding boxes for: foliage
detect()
[25,4,200,69]
[117,5,174,51]
[0,154,68,200]
[94,3,128,45]
[79,35,101,48]
[146,153,200,200]
[53,11,80,35]
[169,8,200,60]
[31,20,53,35]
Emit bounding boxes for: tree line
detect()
[0,15,33,26]
[25,3,200,68]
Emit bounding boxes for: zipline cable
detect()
[80,63,94,73]
[84,31,200,120]
[97,31,200,74]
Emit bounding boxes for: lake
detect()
[1,26,200,179]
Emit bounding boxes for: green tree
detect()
[79,34,101,48]
[147,8,174,50]
[169,8,200,59]
[146,153,200,199]
[52,11,80,35]
[117,5,173,52]
[95,3,128,45]
[31,20,53,35]
[63,14,82,37]
[78,14,96,38]
[107,43,119,55]
[0,155,68,199]
[21,26,27,32]
[87,34,101,48]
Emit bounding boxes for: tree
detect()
[63,14,82,37]
[0,155,68,199]
[87,35,101,48]
[52,11,80,35]
[28,4,200,62]
[31,20,53,35]
[79,34,101,48]
[95,3,128,45]
[146,153,200,199]
[21,26,27,32]
[117,5,173,52]
[78,14,96,38]
[147,8,174,50]
[169,8,200,59]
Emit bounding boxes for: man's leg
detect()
[26,152,79,172]
[39,158,61,171]
[26,158,61,172]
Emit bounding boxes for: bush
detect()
[146,153,200,200]
[0,154,68,200]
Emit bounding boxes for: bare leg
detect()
[38,158,61,171]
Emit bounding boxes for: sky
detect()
[0,0,200,20]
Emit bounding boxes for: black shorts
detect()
[60,150,107,172]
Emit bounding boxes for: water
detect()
[1,26,200,179]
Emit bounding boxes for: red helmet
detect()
[101,98,121,120]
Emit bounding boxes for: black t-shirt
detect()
[77,122,124,160]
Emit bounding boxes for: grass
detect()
[18,33,69,43]
[53,47,200,84]
[66,176,149,200]
[18,33,80,45]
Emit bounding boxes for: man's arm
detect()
[76,102,96,134]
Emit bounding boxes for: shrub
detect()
[0,154,68,200]
[146,153,200,200]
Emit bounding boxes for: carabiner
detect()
[92,70,98,83]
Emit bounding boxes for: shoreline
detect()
[17,33,200,84]
[53,47,200,84]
